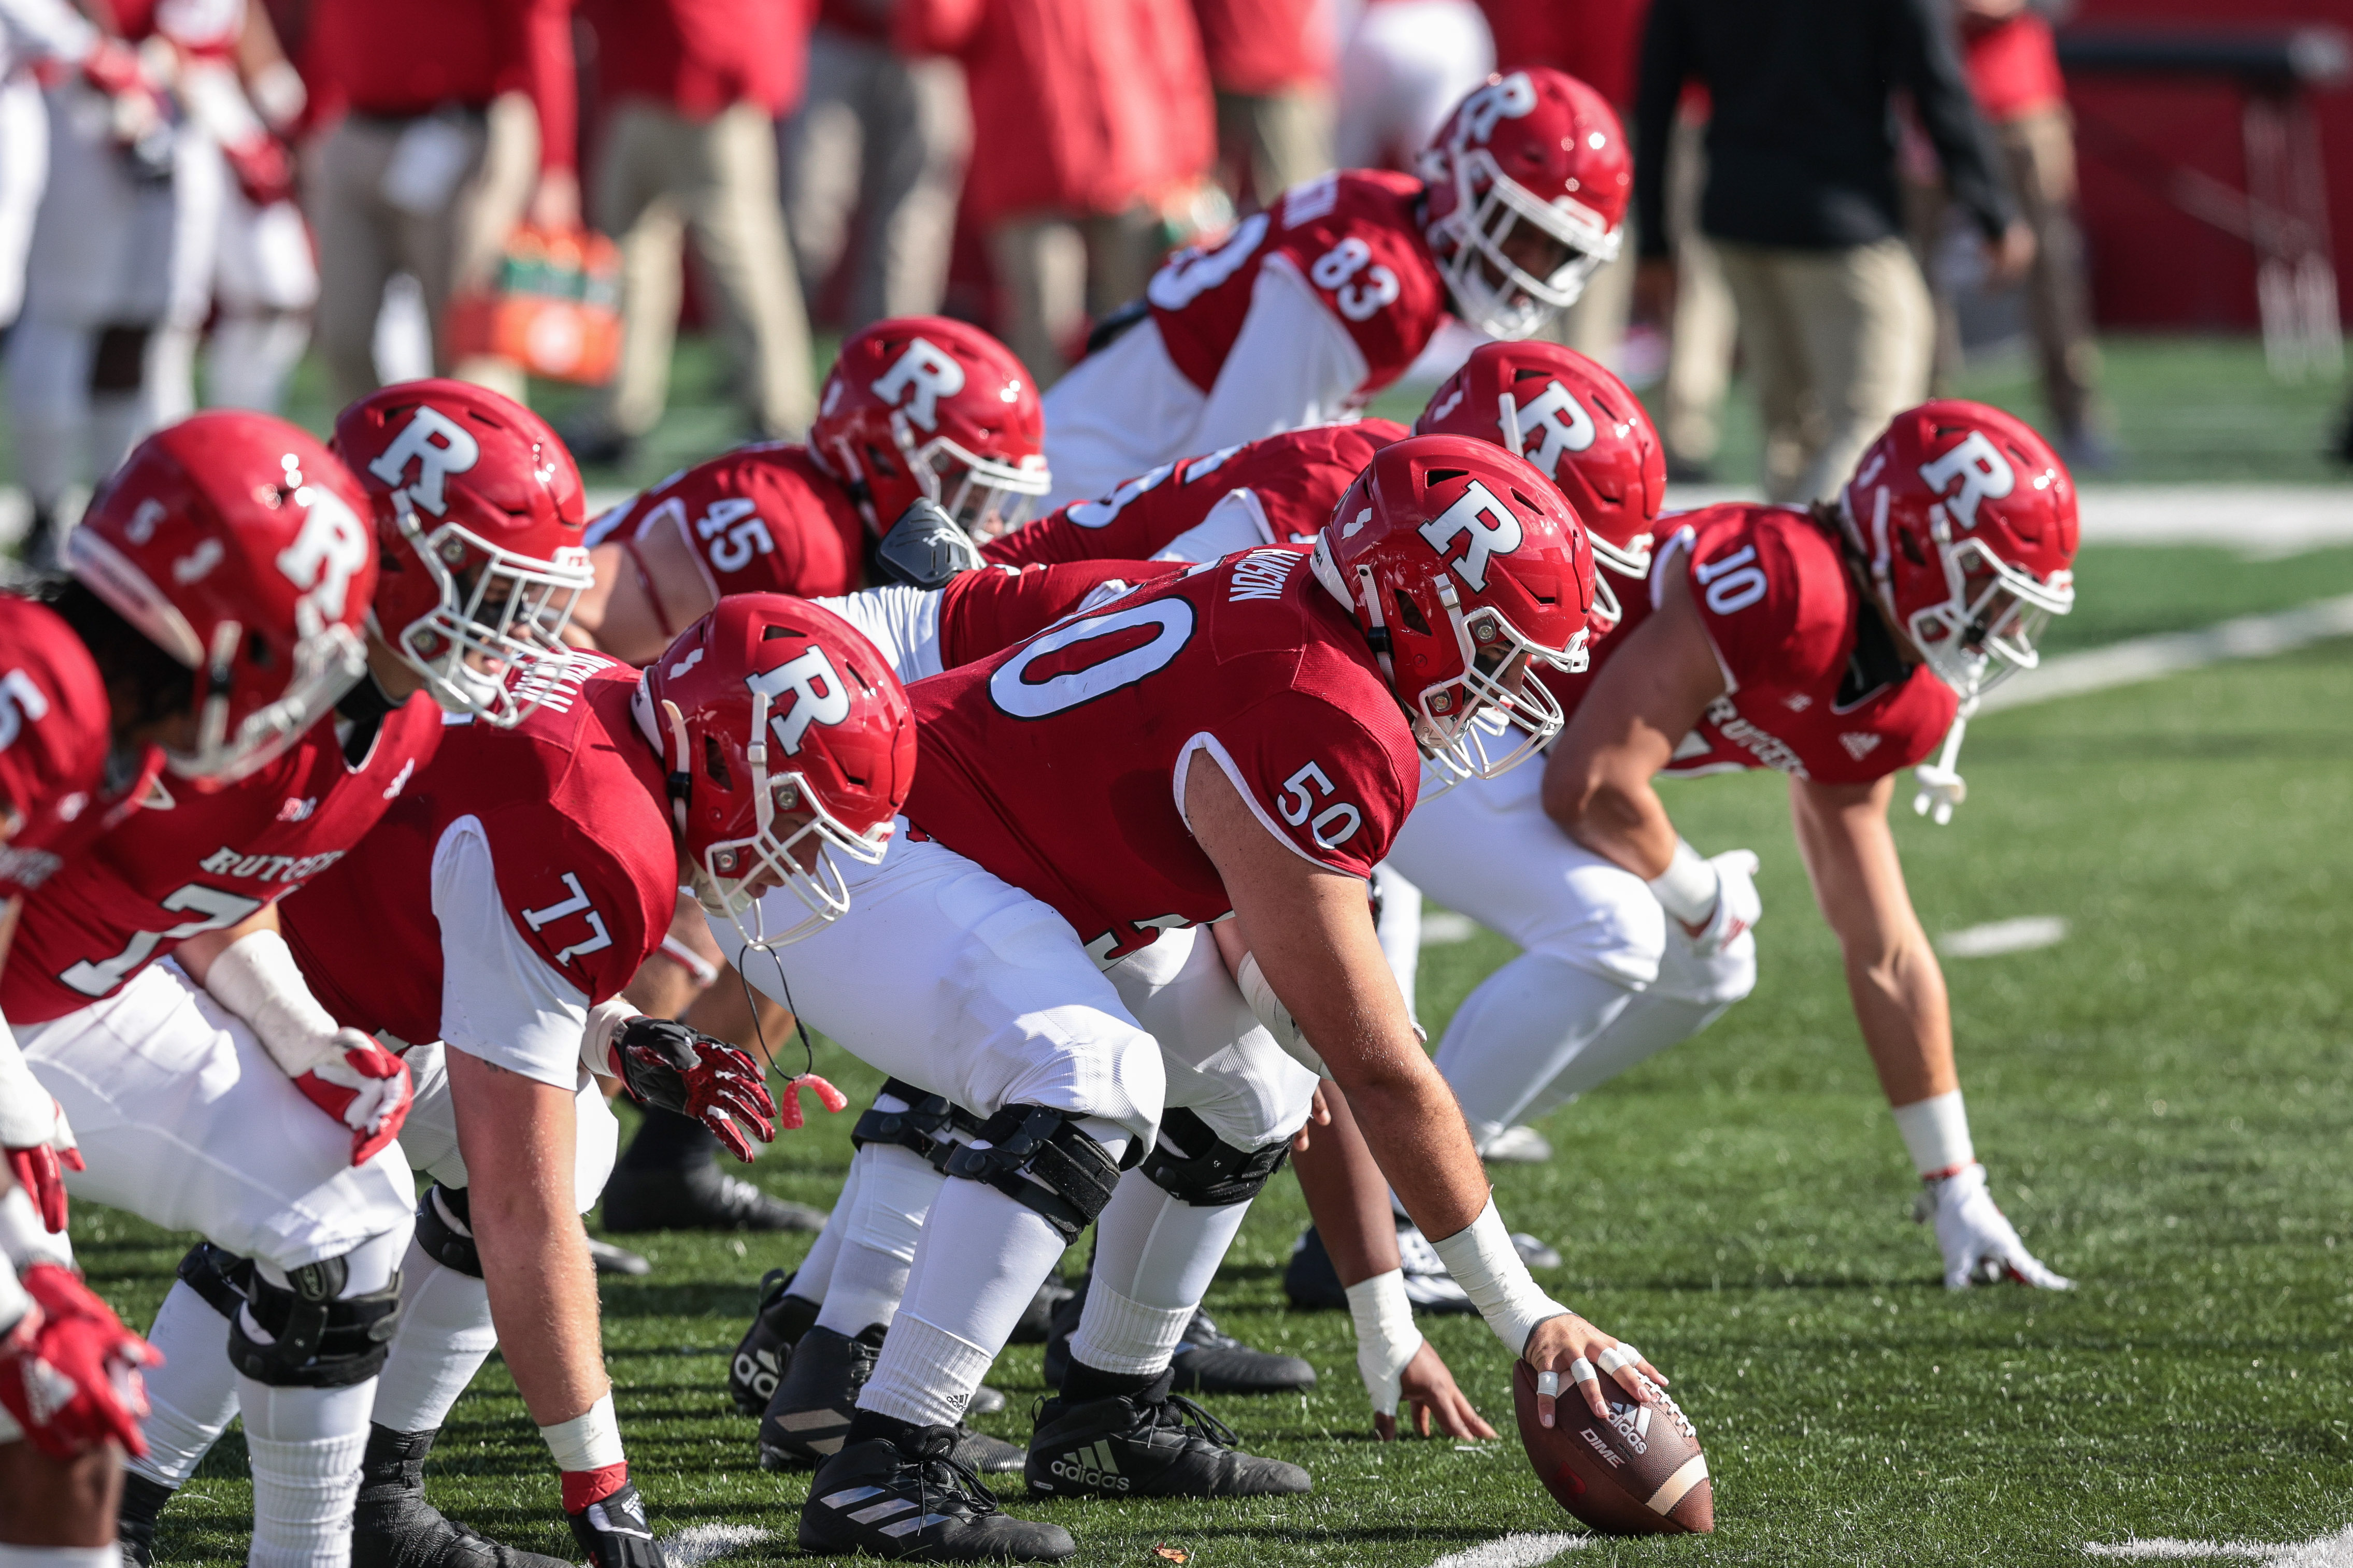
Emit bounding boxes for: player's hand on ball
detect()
[1378,1340,1497,1442]
[293,1030,415,1167]
[1524,1313,1666,1426]
[0,1263,158,1460]
[610,1017,778,1161]
[1920,1162,2073,1291]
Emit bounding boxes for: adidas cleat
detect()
[1479,1124,1554,1163]
[801,1427,1073,1563]
[1025,1370,1311,1499]
[1044,1275,1314,1393]
[761,1321,1023,1475]
[1283,1221,1478,1314]
[730,1268,816,1416]
[353,1425,574,1568]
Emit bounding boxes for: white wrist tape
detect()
[0,1261,29,1338]
[580,1000,644,1080]
[0,1021,55,1147]
[0,1184,70,1269]
[1344,1269,1423,1417]
[1645,838,1718,927]
[249,58,307,130]
[538,1390,624,1473]
[1428,1197,1573,1360]
[1234,953,1326,1076]
[1892,1089,1975,1177]
[202,930,341,1077]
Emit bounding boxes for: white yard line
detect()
[1427,1533,1592,1568]
[2084,1529,2353,1565]
[1938,916,2071,958]
[1980,595,2353,713]
[650,1523,767,1568]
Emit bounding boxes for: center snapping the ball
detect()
[1510,1359,1713,1534]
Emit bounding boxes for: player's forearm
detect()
[1548,765,1681,881]
[1842,932,1958,1107]
[1334,1051,1488,1243]
[470,1181,610,1427]
[1287,1083,1402,1288]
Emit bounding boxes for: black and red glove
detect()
[0,1263,158,1459]
[607,1018,777,1162]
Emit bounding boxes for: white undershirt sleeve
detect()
[1152,488,1276,564]
[1187,261,1371,455]
[430,816,592,1090]
[810,584,946,684]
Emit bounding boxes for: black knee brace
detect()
[1140,1106,1292,1207]
[852,1078,983,1170]
[90,324,150,394]
[942,1105,1131,1242]
[176,1241,254,1319]
[414,1182,482,1278]
[227,1255,402,1388]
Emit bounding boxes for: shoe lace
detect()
[1394,1224,1449,1276]
[903,1434,1000,1521]
[1145,1391,1241,1452]
[1180,1307,1239,1351]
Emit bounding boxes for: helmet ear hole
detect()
[703,735,734,790]
[246,630,273,667]
[1391,589,1431,637]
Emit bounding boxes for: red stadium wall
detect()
[2064,0,2353,327]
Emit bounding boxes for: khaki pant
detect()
[310,94,538,406]
[1214,88,1333,212]
[1715,235,1933,504]
[989,207,1159,386]
[781,28,969,332]
[1660,113,1738,470]
[1915,107,2103,442]
[596,99,814,439]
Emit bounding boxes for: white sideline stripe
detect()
[1980,595,2353,713]
[1938,915,2070,958]
[1427,1533,1592,1568]
[1421,911,1480,945]
[652,1524,767,1568]
[2083,1529,2353,1564]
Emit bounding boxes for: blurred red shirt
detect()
[1961,11,2065,123]
[1191,0,1331,96]
[1478,0,1648,108]
[581,0,814,118]
[305,0,578,169]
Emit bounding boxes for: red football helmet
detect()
[1839,400,2077,702]
[809,317,1050,540]
[332,380,593,728]
[638,594,917,952]
[1419,68,1631,339]
[1310,435,1595,783]
[69,412,375,786]
[1417,340,1665,632]
[0,600,112,857]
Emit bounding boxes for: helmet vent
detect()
[1392,590,1431,637]
[1425,468,1468,484]
[762,625,803,642]
[704,735,735,790]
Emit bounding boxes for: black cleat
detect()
[1283,1221,1478,1314]
[353,1425,575,1568]
[762,1322,1023,1476]
[601,1157,828,1235]
[1007,1274,1073,1345]
[568,1481,664,1568]
[587,1237,651,1276]
[730,1268,817,1416]
[118,1472,175,1568]
[801,1426,1073,1563]
[1282,1225,1346,1310]
[1025,1370,1311,1499]
[1044,1275,1314,1393]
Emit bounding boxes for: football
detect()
[1510,1359,1714,1535]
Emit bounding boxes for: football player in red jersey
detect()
[1499,400,2077,1290]
[231,598,910,1568]
[572,316,1050,668]
[1038,67,1629,509]
[714,438,1662,1563]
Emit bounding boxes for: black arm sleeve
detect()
[1895,0,2018,240]
[1633,0,1691,258]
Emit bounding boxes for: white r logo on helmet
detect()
[1515,380,1596,476]
[367,406,482,517]
[1419,480,1523,593]
[277,487,370,621]
[1917,430,2015,530]
[1456,72,1537,147]
[750,648,852,757]
[870,339,965,434]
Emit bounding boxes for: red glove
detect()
[607,1018,778,1161]
[5,1142,84,1234]
[78,39,145,97]
[0,1264,157,1460]
[293,1031,413,1166]
[223,135,296,208]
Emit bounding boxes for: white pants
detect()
[0,76,49,328]
[1334,0,1494,170]
[394,1039,620,1209]
[18,963,415,1272]
[1037,321,1209,512]
[723,834,1316,1155]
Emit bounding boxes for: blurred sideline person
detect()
[781,0,969,332]
[1332,0,1491,171]
[1195,0,1334,211]
[571,0,818,465]
[1634,0,2032,502]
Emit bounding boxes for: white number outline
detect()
[1147,212,1272,311]
[1275,762,1363,848]
[1694,544,1769,615]
[60,882,264,997]
[987,599,1196,721]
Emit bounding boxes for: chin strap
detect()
[1913,705,1972,826]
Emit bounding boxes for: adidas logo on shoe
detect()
[1046,1440,1130,1493]
[815,1485,959,1541]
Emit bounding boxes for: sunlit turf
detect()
[77,632,2353,1566]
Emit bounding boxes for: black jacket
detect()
[1634,0,2016,255]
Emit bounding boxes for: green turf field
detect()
[78,613,2353,1565]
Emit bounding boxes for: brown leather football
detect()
[1510,1359,1714,1534]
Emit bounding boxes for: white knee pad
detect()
[1110,924,1319,1153]
[847,1142,943,1265]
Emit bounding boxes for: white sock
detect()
[236,1378,374,1568]
[1514,990,1734,1128]
[1370,864,1424,1027]
[366,1243,495,1435]
[4,321,89,509]
[856,1153,1105,1428]
[0,1548,120,1567]
[88,392,148,485]
[125,1283,243,1490]
[206,313,309,412]
[1431,953,1642,1146]
[813,1144,940,1336]
[1070,1170,1252,1378]
[141,325,196,428]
